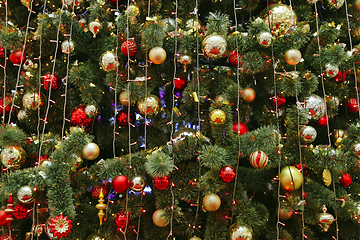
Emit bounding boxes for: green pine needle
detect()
[199,145,230,169]
[145,151,174,177]
[0,124,27,148]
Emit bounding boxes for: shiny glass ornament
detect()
[241,87,256,103]
[152,209,168,227]
[230,224,253,240]
[203,193,221,211]
[261,4,297,36]
[22,92,42,110]
[17,186,34,204]
[149,47,166,64]
[300,126,317,143]
[61,40,74,54]
[257,31,272,48]
[209,109,226,125]
[137,94,160,117]
[42,73,62,91]
[114,212,129,232]
[327,0,344,9]
[284,49,301,65]
[119,90,135,106]
[318,206,334,232]
[202,34,227,60]
[303,94,326,120]
[325,64,339,77]
[100,51,119,71]
[17,110,27,122]
[153,176,170,191]
[219,166,235,182]
[129,175,146,192]
[322,168,332,187]
[121,40,137,57]
[82,143,100,160]
[177,54,193,72]
[347,98,359,113]
[1,146,26,170]
[0,96,12,114]
[85,104,98,118]
[250,150,268,168]
[280,166,303,191]
[89,20,102,38]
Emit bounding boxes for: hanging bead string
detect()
[314,3,339,239]
[7,0,34,123]
[166,183,175,240]
[2,0,8,122]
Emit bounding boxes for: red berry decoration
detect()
[232,122,249,135]
[91,183,109,199]
[219,166,236,183]
[228,50,243,67]
[116,109,135,126]
[13,203,32,220]
[9,50,26,65]
[42,73,62,91]
[250,150,268,168]
[0,210,9,226]
[121,40,137,57]
[339,172,352,187]
[114,212,129,232]
[112,175,129,193]
[347,98,359,113]
[0,96,12,114]
[70,105,94,128]
[174,76,187,92]
[334,70,346,83]
[316,115,328,127]
[153,176,170,191]
[270,95,286,108]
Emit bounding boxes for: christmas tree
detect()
[1,0,360,239]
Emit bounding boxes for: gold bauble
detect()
[137,94,160,117]
[322,168,332,187]
[119,90,135,106]
[82,143,100,160]
[230,224,253,240]
[355,0,360,12]
[241,87,256,103]
[284,49,302,65]
[203,193,221,211]
[86,233,106,240]
[261,4,297,37]
[152,209,168,227]
[189,237,202,240]
[100,51,119,71]
[149,47,167,64]
[22,92,42,110]
[280,166,303,191]
[202,34,227,60]
[209,109,226,125]
[1,146,27,170]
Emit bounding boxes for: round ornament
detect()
[153,176,170,191]
[355,202,360,223]
[261,4,297,36]
[202,34,227,60]
[42,73,62,91]
[280,166,303,191]
[129,175,146,192]
[9,50,26,65]
[112,175,129,193]
[149,47,167,64]
[174,76,187,92]
[318,206,334,232]
[13,203,32,220]
[257,31,272,48]
[125,4,140,19]
[45,217,58,240]
[172,127,199,148]
[298,21,310,33]
[152,209,168,227]
[71,105,94,128]
[0,96,12,114]
[121,40,137,57]
[85,104,98,118]
[228,50,243,68]
[284,49,302,65]
[0,234,15,240]
[22,92,42,110]
[137,94,160,117]
[327,0,344,9]
[353,143,360,158]
[270,95,286,108]
[82,143,100,160]
[278,206,293,220]
[185,19,202,35]
[1,146,27,170]
[114,212,129,232]
[316,115,328,128]
[89,20,102,38]
[322,168,332,187]
[203,193,221,211]
[119,90,135,107]
[339,172,352,187]
[230,224,253,240]
[177,54,193,72]
[334,70,346,83]
[86,233,106,240]
[250,150,268,168]
[355,0,360,11]
[17,110,28,122]
[0,210,9,226]
[300,126,317,143]
[91,184,108,199]
[189,237,201,240]
[241,87,256,103]
[17,186,34,204]
[232,122,249,135]
[100,51,119,71]
[117,109,135,126]
[347,98,359,113]
[303,94,326,120]
[219,166,235,182]
[61,40,74,54]
[324,64,339,78]
[209,109,226,125]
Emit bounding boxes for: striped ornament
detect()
[250,150,268,168]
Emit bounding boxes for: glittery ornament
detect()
[322,168,332,187]
[86,233,105,240]
[325,64,339,78]
[300,126,317,143]
[0,234,15,240]
[0,96,12,114]
[49,214,73,238]
[228,50,243,68]
[149,47,167,64]
[17,109,28,121]
[347,98,359,113]
[209,109,226,125]
[70,105,94,128]
[114,212,129,232]
[316,115,328,128]
[91,184,109,199]
[82,143,100,160]
[177,54,193,72]
[203,193,221,211]
[334,70,346,83]
[137,94,160,117]
[270,95,286,108]
[318,206,334,232]
[23,59,36,70]
[153,176,170,191]
[121,40,137,57]
[339,172,352,187]
[112,175,129,193]
[280,166,303,191]
[174,76,187,91]
[219,166,235,182]
[257,31,272,48]
[9,50,26,65]
[327,0,344,9]
[230,224,253,240]
[42,73,62,91]
[152,209,168,227]
[284,49,301,65]
[61,40,74,54]
[84,104,98,118]
[17,186,34,204]
[232,122,249,135]
[100,51,119,71]
[202,34,227,60]
[241,87,256,103]
[261,4,297,36]
[129,175,146,192]
[250,150,268,168]
[1,146,27,170]
[117,108,135,126]
[89,20,102,38]
[22,92,42,110]
[13,203,32,220]
[303,94,326,120]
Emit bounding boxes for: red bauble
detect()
[232,122,249,135]
[91,183,109,199]
[70,105,94,128]
[116,109,135,126]
[174,76,187,92]
[121,40,137,57]
[0,96,12,114]
[0,210,8,226]
[153,176,170,191]
[347,98,359,113]
[339,172,352,187]
[228,50,243,67]
[219,166,236,182]
[13,203,32,220]
[112,175,129,193]
[270,95,286,108]
[316,115,328,127]
[0,234,16,240]
[114,212,129,232]
[9,50,26,65]
[334,70,346,83]
[0,47,4,59]
[42,73,62,91]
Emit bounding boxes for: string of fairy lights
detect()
[1,0,8,122]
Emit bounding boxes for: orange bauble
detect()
[203,193,221,211]
[241,87,256,103]
[149,47,166,64]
